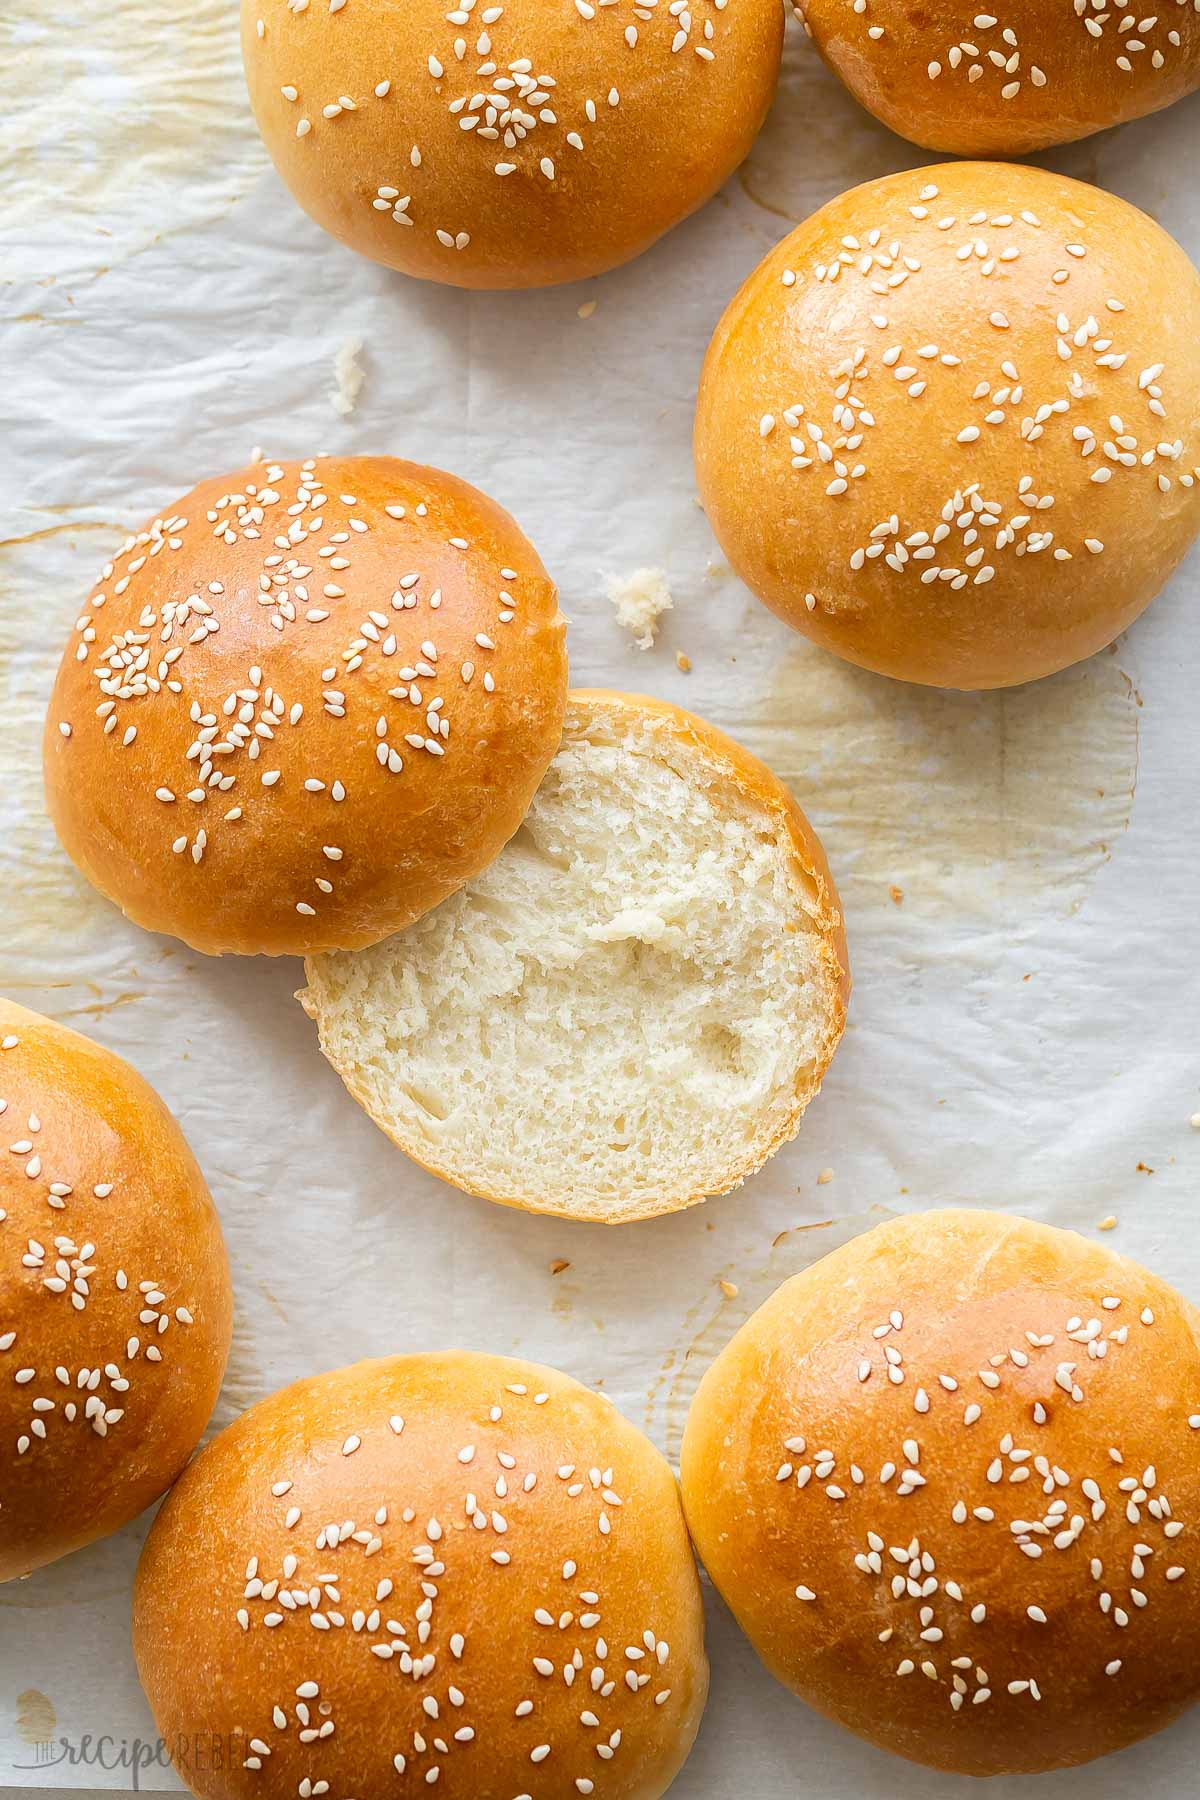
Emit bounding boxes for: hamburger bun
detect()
[240,0,783,289]
[797,0,1200,155]
[694,161,1200,689]
[298,689,849,1223]
[44,456,567,956]
[681,1208,1200,1775]
[133,1351,708,1800]
[0,1000,232,1583]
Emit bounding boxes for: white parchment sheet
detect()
[3,1,1200,1792]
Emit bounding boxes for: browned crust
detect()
[0,1000,232,1582]
[241,0,783,289]
[695,161,1200,691]
[682,1208,1200,1774]
[301,688,849,1223]
[44,456,568,956]
[133,1351,709,1800]
[798,0,1200,156]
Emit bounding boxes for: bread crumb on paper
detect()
[675,651,692,673]
[816,1167,834,1186]
[1097,1215,1118,1231]
[718,1279,739,1299]
[1190,1113,1200,1129]
[331,336,365,418]
[606,566,673,650]
[577,299,598,319]
[889,884,903,904]
[549,1259,571,1275]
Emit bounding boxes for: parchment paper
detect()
[3,2,1200,1792]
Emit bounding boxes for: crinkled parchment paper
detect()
[2,1,1200,1792]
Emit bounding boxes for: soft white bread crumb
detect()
[607,566,673,649]
[331,337,365,417]
[300,692,847,1222]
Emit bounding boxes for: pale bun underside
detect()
[0,1001,231,1582]
[798,0,1200,155]
[299,689,849,1222]
[681,1208,1200,1775]
[695,160,1200,690]
[44,456,567,955]
[133,1351,708,1800]
[241,0,783,289]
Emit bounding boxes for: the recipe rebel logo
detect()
[8,1694,241,1790]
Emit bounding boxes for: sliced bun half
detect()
[299,690,849,1223]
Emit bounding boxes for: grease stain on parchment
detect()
[0,524,124,967]
[747,639,1140,921]
[4,0,265,283]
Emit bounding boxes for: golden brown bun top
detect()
[695,161,1200,690]
[134,1352,708,1800]
[681,1208,1200,1775]
[0,1000,232,1583]
[240,0,783,289]
[798,0,1200,155]
[44,456,567,955]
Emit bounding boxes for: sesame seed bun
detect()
[239,0,783,289]
[797,0,1200,156]
[133,1351,708,1800]
[694,161,1200,690]
[44,456,568,957]
[298,689,849,1223]
[680,1208,1200,1775]
[0,1000,232,1584]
